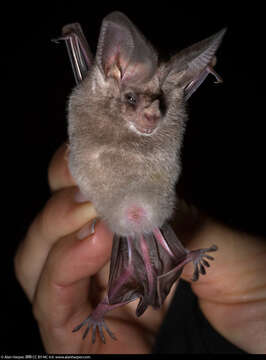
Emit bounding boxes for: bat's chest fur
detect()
[84,145,174,193]
[69,143,178,236]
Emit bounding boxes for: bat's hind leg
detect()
[187,244,218,281]
[72,299,119,344]
[73,234,137,343]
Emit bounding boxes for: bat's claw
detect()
[72,315,117,344]
[189,244,218,281]
[207,65,223,84]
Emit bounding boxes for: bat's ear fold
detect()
[162,28,227,98]
[96,11,158,85]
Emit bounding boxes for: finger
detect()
[14,186,97,302]
[33,221,113,330]
[48,143,76,192]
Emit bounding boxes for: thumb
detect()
[33,221,113,331]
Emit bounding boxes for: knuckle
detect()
[14,236,31,286]
[32,297,44,324]
[47,147,61,188]
[37,195,62,241]
[48,143,75,192]
[37,187,80,241]
[13,239,34,301]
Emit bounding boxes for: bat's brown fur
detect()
[67,11,225,237]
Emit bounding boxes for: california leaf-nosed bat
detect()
[53,12,226,344]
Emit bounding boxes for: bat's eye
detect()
[125,92,137,106]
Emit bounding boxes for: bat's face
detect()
[120,82,164,136]
[69,11,225,147]
[71,63,183,148]
[92,68,172,137]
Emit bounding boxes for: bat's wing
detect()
[156,223,188,258]
[183,28,227,100]
[153,224,188,306]
[157,265,183,306]
[107,235,141,304]
[108,227,189,316]
[154,224,218,306]
[184,60,224,101]
[163,28,226,101]
[52,23,93,84]
[107,231,178,316]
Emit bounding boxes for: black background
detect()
[1,1,265,353]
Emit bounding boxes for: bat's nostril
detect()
[144,113,158,124]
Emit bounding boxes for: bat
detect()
[53,12,226,344]
[53,22,93,84]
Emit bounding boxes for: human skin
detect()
[14,143,266,353]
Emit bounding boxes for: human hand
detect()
[14,144,174,354]
[14,144,266,354]
[173,206,266,353]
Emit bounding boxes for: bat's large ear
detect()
[162,28,226,99]
[96,11,158,85]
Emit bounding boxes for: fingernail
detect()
[74,189,90,203]
[77,218,98,240]
[75,201,98,223]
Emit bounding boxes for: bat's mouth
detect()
[129,123,156,136]
[128,110,160,136]
[137,125,155,135]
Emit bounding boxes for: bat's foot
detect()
[189,244,218,281]
[72,315,117,344]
